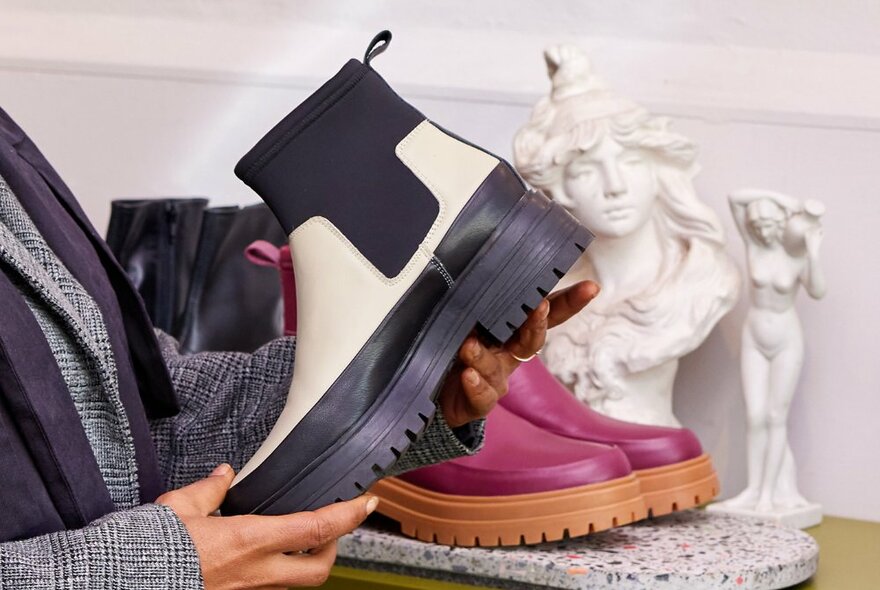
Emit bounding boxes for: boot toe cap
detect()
[618,427,704,471]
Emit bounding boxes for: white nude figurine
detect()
[514,44,739,426]
[709,190,826,528]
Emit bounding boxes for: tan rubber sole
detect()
[635,453,720,517]
[369,473,648,547]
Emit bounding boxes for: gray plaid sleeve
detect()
[150,330,294,490]
[385,412,486,476]
[151,330,485,489]
[0,504,202,589]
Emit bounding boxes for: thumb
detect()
[265,495,379,553]
[159,463,235,516]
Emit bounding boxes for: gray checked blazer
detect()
[0,169,484,588]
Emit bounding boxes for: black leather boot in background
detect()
[106,198,208,334]
[176,203,287,353]
[107,200,288,353]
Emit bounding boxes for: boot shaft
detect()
[236,59,441,278]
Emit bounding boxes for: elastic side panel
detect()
[237,60,438,279]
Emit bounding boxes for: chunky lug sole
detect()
[370,474,646,547]
[636,453,720,517]
[248,190,593,514]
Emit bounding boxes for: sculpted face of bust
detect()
[562,134,657,239]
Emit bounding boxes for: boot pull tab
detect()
[364,30,392,66]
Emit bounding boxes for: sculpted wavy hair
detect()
[513,47,739,404]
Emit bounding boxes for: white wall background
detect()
[1,1,878,522]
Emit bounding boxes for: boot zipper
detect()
[156,201,178,332]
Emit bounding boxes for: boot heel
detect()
[470,190,593,343]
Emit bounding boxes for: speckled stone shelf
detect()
[336,510,819,590]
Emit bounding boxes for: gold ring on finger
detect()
[511,348,542,363]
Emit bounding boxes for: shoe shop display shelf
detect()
[318,512,880,589]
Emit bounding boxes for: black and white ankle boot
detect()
[221,32,594,516]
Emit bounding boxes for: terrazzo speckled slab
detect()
[337,510,818,589]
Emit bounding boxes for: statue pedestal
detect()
[338,510,818,590]
[707,501,823,529]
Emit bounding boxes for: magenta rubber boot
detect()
[370,405,646,547]
[500,358,719,516]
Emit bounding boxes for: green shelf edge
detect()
[323,565,491,590]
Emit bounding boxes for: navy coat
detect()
[0,107,178,541]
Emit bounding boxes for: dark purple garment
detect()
[0,107,179,542]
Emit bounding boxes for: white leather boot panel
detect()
[234,121,499,484]
[234,217,430,483]
[395,121,499,253]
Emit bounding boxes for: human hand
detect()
[439,280,600,428]
[156,464,377,589]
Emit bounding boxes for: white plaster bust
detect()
[513,45,740,426]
